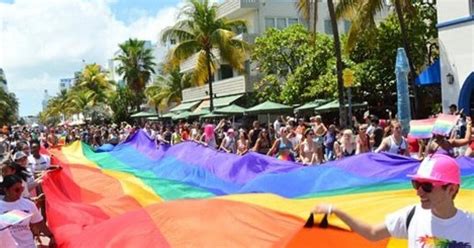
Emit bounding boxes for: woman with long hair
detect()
[268,127,294,161]
[236,129,249,155]
[252,129,271,155]
[0,175,56,247]
[299,129,317,165]
[201,124,217,148]
[334,129,356,159]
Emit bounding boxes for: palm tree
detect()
[44,90,73,121]
[336,0,419,116]
[69,89,95,118]
[145,69,191,113]
[115,39,156,111]
[0,88,18,125]
[77,63,115,104]
[296,0,318,34]
[326,0,347,127]
[161,0,249,112]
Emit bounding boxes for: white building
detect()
[42,89,51,111]
[437,0,474,114]
[171,0,389,112]
[59,78,74,92]
[0,68,8,92]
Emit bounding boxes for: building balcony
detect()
[182,75,252,102]
[217,0,259,19]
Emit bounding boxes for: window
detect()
[219,65,234,80]
[288,18,299,26]
[471,0,474,15]
[170,39,176,45]
[265,18,275,30]
[324,20,333,35]
[276,18,287,29]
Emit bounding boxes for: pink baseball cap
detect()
[407,154,461,185]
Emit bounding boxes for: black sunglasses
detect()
[411,180,447,193]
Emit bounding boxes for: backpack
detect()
[406,206,416,231]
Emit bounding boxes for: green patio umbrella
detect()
[314,100,368,113]
[172,111,192,120]
[200,112,226,119]
[245,100,293,114]
[161,112,175,118]
[130,111,157,118]
[294,99,329,112]
[214,104,247,114]
[147,116,159,120]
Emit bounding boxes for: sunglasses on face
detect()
[411,180,447,193]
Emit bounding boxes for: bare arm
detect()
[252,138,261,152]
[267,139,280,156]
[312,204,390,241]
[355,137,362,155]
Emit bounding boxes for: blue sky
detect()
[0,0,183,116]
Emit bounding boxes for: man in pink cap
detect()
[312,154,473,246]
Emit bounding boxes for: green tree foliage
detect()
[349,1,438,115]
[161,0,249,111]
[40,63,116,124]
[108,85,135,124]
[252,25,341,105]
[115,38,156,111]
[0,88,19,125]
[145,66,192,113]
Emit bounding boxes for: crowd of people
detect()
[0,104,472,247]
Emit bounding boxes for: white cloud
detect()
[0,0,182,116]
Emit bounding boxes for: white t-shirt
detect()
[385,204,474,247]
[0,198,43,248]
[0,223,18,248]
[27,154,50,174]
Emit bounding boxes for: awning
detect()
[294,99,329,112]
[198,94,244,109]
[315,100,368,113]
[169,100,201,113]
[415,60,440,86]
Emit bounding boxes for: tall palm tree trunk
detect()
[312,0,318,34]
[394,0,419,118]
[327,0,347,127]
[206,49,215,112]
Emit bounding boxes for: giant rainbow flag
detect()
[42,130,474,247]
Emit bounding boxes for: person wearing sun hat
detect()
[311,154,473,246]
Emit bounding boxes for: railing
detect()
[217,0,259,18]
[182,75,250,102]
